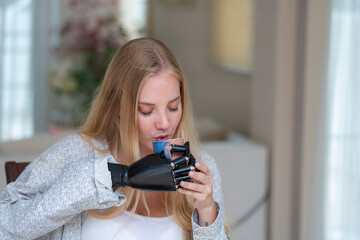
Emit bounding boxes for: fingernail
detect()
[195,162,200,168]
[189,171,194,177]
[180,181,185,186]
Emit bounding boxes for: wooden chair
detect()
[5,161,30,184]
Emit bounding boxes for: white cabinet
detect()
[202,133,268,240]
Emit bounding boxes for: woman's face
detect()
[137,71,183,156]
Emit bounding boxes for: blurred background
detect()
[1,0,359,240]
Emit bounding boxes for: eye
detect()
[140,110,152,116]
[169,107,179,112]
[139,106,153,116]
[168,101,180,113]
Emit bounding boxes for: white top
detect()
[82,211,183,240]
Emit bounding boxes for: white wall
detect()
[149,0,251,134]
[251,0,300,239]
[299,0,331,239]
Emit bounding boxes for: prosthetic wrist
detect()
[107,141,197,192]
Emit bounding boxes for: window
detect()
[324,1,360,239]
[210,0,254,73]
[0,0,33,142]
[0,0,149,142]
[118,0,148,40]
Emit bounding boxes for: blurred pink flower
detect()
[55,0,123,58]
[51,0,125,95]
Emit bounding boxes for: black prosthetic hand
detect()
[108,142,197,192]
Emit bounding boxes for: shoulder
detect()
[49,133,91,151]
[12,134,98,187]
[40,133,94,162]
[198,150,224,203]
[199,150,217,167]
[56,133,89,147]
[198,150,220,177]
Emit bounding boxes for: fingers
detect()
[179,180,212,194]
[173,165,195,177]
[178,162,214,193]
[178,184,209,201]
[195,162,211,176]
[188,162,213,185]
[178,176,214,204]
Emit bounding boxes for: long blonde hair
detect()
[81,37,199,239]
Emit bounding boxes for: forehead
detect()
[139,71,181,102]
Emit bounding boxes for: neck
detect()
[129,192,169,217]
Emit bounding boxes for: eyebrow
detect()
[139,96,181,106]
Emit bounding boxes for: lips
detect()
[155,135,169,142]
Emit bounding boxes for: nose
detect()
[155,110,170,130]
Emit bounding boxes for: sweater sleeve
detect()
[0,134,126,240]
[191,151,230,240]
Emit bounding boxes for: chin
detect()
[146,144,154,153]
[139,143,153,155]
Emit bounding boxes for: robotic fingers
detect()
[166,142,197,188]
[108,141,197,192]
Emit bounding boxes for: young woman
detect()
[0,38,229,240]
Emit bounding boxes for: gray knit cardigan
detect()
[0,134,229,240]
